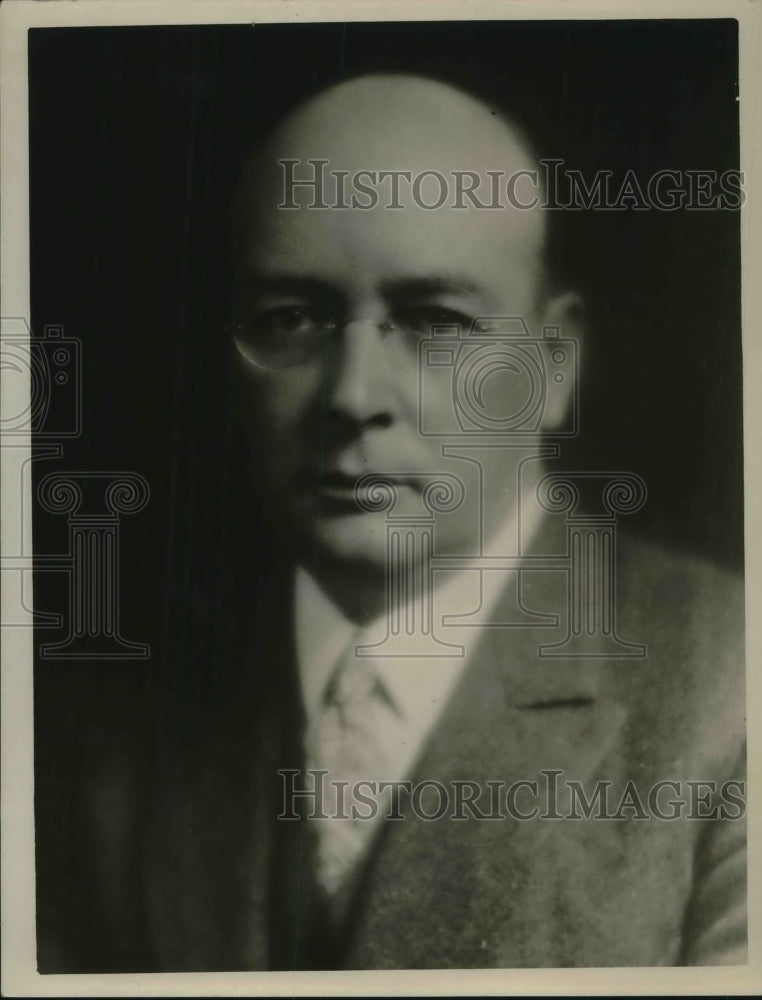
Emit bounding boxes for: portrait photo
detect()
[0,4,755,994]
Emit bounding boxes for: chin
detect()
[308,512,390,574]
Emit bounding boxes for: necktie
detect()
[306,638,398,914]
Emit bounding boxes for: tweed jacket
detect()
[35,528,746,971]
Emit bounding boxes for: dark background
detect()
[28,18,743,660]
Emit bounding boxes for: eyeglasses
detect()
[231,304,470,371]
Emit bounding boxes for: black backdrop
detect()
[29,19,743,665]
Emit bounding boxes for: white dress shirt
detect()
[295,492,544,804]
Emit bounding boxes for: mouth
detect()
[313,470,418,510]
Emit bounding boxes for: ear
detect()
[538,290,585,432]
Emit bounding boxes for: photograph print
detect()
[21,15,746,974]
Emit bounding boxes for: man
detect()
[37,73,745,971]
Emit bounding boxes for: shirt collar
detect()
[294,568,355,722]
[295,490,544,723]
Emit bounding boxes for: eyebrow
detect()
[380,276,485,300]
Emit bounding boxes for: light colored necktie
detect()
[306,638,397,906]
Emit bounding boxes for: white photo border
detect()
[1,0,760,995]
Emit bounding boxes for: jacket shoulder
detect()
[610,533,745,772]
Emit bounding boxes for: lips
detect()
[318,471,363,502]
[311,469,419,508]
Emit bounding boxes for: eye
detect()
[253,305,320,336]
[234,303,333,369]
[393,305,472,337]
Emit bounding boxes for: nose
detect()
[328,319,396,426]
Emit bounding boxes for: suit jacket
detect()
[35,524,746,971]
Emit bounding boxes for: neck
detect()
[305,557,388,626]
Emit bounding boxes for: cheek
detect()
[238,368,322,448]
[239,379,319,499]
[396,365,427,425]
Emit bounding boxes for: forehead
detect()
[244,204,542,305]
[236,79,546,303]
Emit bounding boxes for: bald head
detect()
[234,73,549,295]
[262,73,540,177]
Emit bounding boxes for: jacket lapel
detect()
[344,560,628,968]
